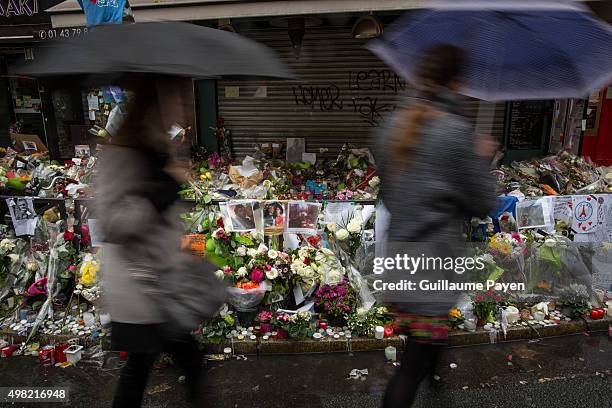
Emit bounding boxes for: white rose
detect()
[544,238,556,248]
[368,176,380,188]
[8,254,20,263]
[301,266,314,278]
[0,239,15,251]
[237,246,247,256]
[266,268,279,280]
[298,247,310,259]
[356,307,367,316]
[335,229,349,241]
[263,179,272,189]
[215,270,225,279]
[247,248,258,257]
[347,219,362,234]
[237,267,248,277]
[326,223,336,232]
[258,243,269,254]
[267,249,278,259]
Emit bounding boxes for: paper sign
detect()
[553,196,572,224]
[88,110,96,120]
[254,86,267,98]
[7,198,37,236]
[293,285,305,306]
[10,133,47,153]
[302,152,316,165]
[324,202,355,225]
[88,219,103,247]
[286,138,305,163]
[87,94,99,111]
[286,201,321,234]
[225,86,240,98]
[23,96,32,108]
[572,195,599,234]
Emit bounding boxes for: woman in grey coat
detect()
[375,44,498,408]
[95,76,207,408]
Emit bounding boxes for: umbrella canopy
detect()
[15,21,293,80]
[367,0,612,101]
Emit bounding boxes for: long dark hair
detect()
[391,44,466,163]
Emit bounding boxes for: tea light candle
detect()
[326,328,333,335]
[375,326,385,340]
[333,334,340,339]
[231,330,238,335]
[345,333,352,339]
[237,335,245,341]
[223,347,232,360]
[262,335,269,341]
[248,327,254,332]
[250,335,257,341]
[313,333,322,340]
[385,346,397,361]
[241,330,248,336]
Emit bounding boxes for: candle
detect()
[318,320,328,330]
[333,334,340,339]
[262,335,269,341]
[223,347,232,360]
[237,335,245,340]
[375,326,385,340]
[385,346,397,361]
[313,333,322,340]
[250,335,257,341]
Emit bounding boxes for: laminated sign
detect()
[572,195,600,234]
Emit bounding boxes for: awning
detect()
[47,0,429,28]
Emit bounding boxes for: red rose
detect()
[303,257,311,265]
[216,218,224,228]
[63,230,75,241]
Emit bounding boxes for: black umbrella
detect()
[14,21,293,80]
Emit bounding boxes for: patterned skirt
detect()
[392,311,449,345]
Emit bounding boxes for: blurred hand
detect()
[475,134,498,158]
[164,160,190,183]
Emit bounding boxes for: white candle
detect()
[375,326,385,340]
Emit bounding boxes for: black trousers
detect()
[382,340,442,408]
[112,335,204,408]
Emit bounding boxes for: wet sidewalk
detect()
[0,333,609,408]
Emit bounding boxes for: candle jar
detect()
[375,326,385,340]
[318,320,328,330]
[385,346,397,361]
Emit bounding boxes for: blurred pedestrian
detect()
[375,44,497,408]
[95,75,216,408]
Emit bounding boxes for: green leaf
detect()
[234,235,254,246]
[486,266,504,282]
[203,195,212,204]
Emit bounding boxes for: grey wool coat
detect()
[94,145,186,325]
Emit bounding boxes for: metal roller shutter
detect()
[218,26,505,158]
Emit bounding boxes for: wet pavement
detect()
[0,333,610,408]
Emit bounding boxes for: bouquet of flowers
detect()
[346,306,391,337]
[488,232,527,261]
[274,311,312,340]
[290,246,344,288]
[313,277,356,321]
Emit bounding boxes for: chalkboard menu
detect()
[504,100,553,150]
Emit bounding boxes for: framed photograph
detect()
[225,200,257,232]
[286,201,321,233]
[262,201,285,235]
[516,198,553,230]
[74,144,91,158]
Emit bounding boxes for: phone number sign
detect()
[36,27,88,40]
